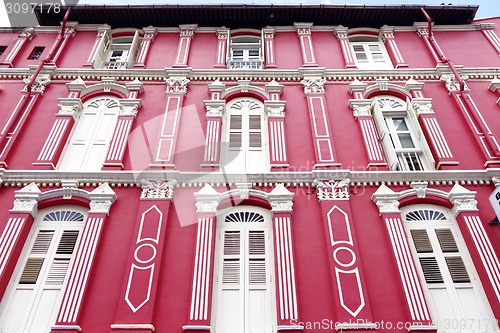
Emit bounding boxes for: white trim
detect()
[111,324,155,330]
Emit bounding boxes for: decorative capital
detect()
[264,100,286,118]
[216,27,229,39]
[380,25,395,42]
[294,23,313,35]
[66,77,86,92]
[448,184,478,215]
[489,78,500,92]
[411,98,435,116]
[414,23,430,37]
[118,99,142,117]
[57,98,83,120]
[204,100,226,117]
[405,78,425,92]
[166,76,190,94]
[263,27,275,38]
[143,26,158,40]
[10,183,41,217]
[313,178,350,201]
[125,78,145,94]
[334,25,348,39]
[440,74,469,93]
[96,24,112,37]
[208,79,226,95]
[348,99,372,117]
[89,183,117,215]
[140,179,177,200]
[348,79,367,95]
[265,79,284,95]
[300,76,326,94]
[20,27,35,39]
[493,176,500,187]
[179,24,197,36]
[194,184,221,213]
[371,184,400,215]
[23,74,51,94]
[64,22,78,36]
[268,184,294,212]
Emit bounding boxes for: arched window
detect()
[402,205,498,333]
[372,96,433,171]
[349,35,393,69]
[0,206,86,333]
[58,96,120,171]
[228,35,263,70]
[212,206,275,333]
[221,98,268,173]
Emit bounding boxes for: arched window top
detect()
[232,35,261,44]
[375,96,406,111]
[43,210,85,222]
[228,98,263,113]
[225,211,265,223]
[348,34,380,42]
[405,209,447,222]
[86,97,120,109]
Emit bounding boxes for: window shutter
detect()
[222,259,240,285]
[46,259,70,285]
[419,257,444,283]
[249,259,266,285]
[435,229,459,253]
[56,230,80,255]
[92,31,110,69]
[127,30,141,69]
[445,257,470,283]
[410,229,433,253]
[31,230,54,254]
[248,231,265,255]
[19,258,45,284]
[372,104,398,169]
[224,231,240,255]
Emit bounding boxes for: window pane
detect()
[393,118,409,132]
[229,133,242,148]
[249,133,261,148]
[352,45,364,52]
[230,115,242,130]
[249,49,260,57]
[249,115,261,130]
[398,133,415,148]
[373,52,385,62]
[232,50,244,57]
[369,44,381,52]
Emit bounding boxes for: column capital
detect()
[448,184,478,216]
[89,183,117,215]
[143,26,158,40]
[268,184,294,212]
[348,99,372,117]
[264,100,286,118]
[405,78,425,92]
[10,183,41,217]
[371,184,401,215]
[140,179,177,200]
[414,22,431,36]
[263,27,275,38]
[216,27,229,39]
[348,79,367,95]
[118,99,142,117]
[440,73,469,93]
[20,27,36,39]
[334,25,349,39]
[57,98,83,120]
[411,98,435,116]
[313,178,350,201]
[194,184,221,213]
[300,76,325,94]
[204,99,226,117]
[166,76,190,95]
[179,24,198,36]
[22,73,51,95]
[294,22,313,35]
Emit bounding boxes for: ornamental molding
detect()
[10,182,42,217]
[118,99,142,117]
[448,183,478,215]
[348,99,372,117]
[67,77,143,98]
[22,74,51,94]
[166,76,190,94]
[61,180,80,199]
[300,76,326,94]
[268,183,294,212]
[313,178,350,201]
[334,25,348,39]
[348,79,368,95]
[380,25,395,42]
[143,26,158,40]
[208,79,226,94]
[410,181,428,198]
[371,184,401,214]
[140,179,177,200]
[411,98,435,116]
[194,184,221,213]
[88,183,117,215]
[493,177,500,187]
[489,78,500,92]
[440,73,469,93]
[204,100,226,117]
[405,78,425,92]
[265,79,284,95]
[57,98,83,120]
[20,27,35,39]
[216,28,229,39]
[294,23,313,35]
[179,24,197,36]
[263,27,275,38]
[264,100,286,118]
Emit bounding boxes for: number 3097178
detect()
[5,2,61,14]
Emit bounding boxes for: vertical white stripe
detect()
[360,120,375,161]
[279,217,289,319]
[44,119,69,161]
[190,218,203,320]
[114,119,133,160]
[285,217,298,319]
[194,217,206,320]
[0,218,24,276]
[275,217,284,320]
[38,118,63,161]
[1,96,25,135]
[282,217,293,319]
[5,40,22,62]
[203,218,213,320]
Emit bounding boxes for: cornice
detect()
[0,169,499,189]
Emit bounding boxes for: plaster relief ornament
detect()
[22,74,51,94]
[301,77,326,94]
[141,179,177,200]
[441,74,469,93]
[313,178,350,200]
[166,77,190,94]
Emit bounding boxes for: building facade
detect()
[0,4,498,333]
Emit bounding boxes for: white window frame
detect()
[101,32,141,70]
[372,96,434,171]
[0,206,87,333]
[402,205,499,333]
[220,98,269,174]
[212,206,276,333]
[349,35,393,70]
[58,96,120,171]
[228,35,263,70]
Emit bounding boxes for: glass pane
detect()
[373,52,385,62]
[352,45,364,52]
[393,118,409,132]
[232,50,244,57]
[249,133,261,148]
[249,115,261,130]
[368,44,381,52]
[229,133,242,148]
[249,49,260,57]
[398,133,415,148]
[230,115,242,130]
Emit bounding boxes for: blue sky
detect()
[0,0,498,27]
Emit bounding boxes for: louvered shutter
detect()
[126,30,141,69]
[445,257,470,283]
[435,229,459,253]
[372,103,398,169]
[248,231,266,285]
[419,257,444,283]
[92,30,110,69]
[410,229,433,253]
[406,101,434,169]
[222,231,241,285]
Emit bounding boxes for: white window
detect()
[213,207,275,333]
[349,35,393,69]
[403,205,499,333]
[373,96,433,171]
[0,207,86,333]
[93,31,141,69]
[228,36,263,70]
[221,98,268,173]
[58,96,119,171]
